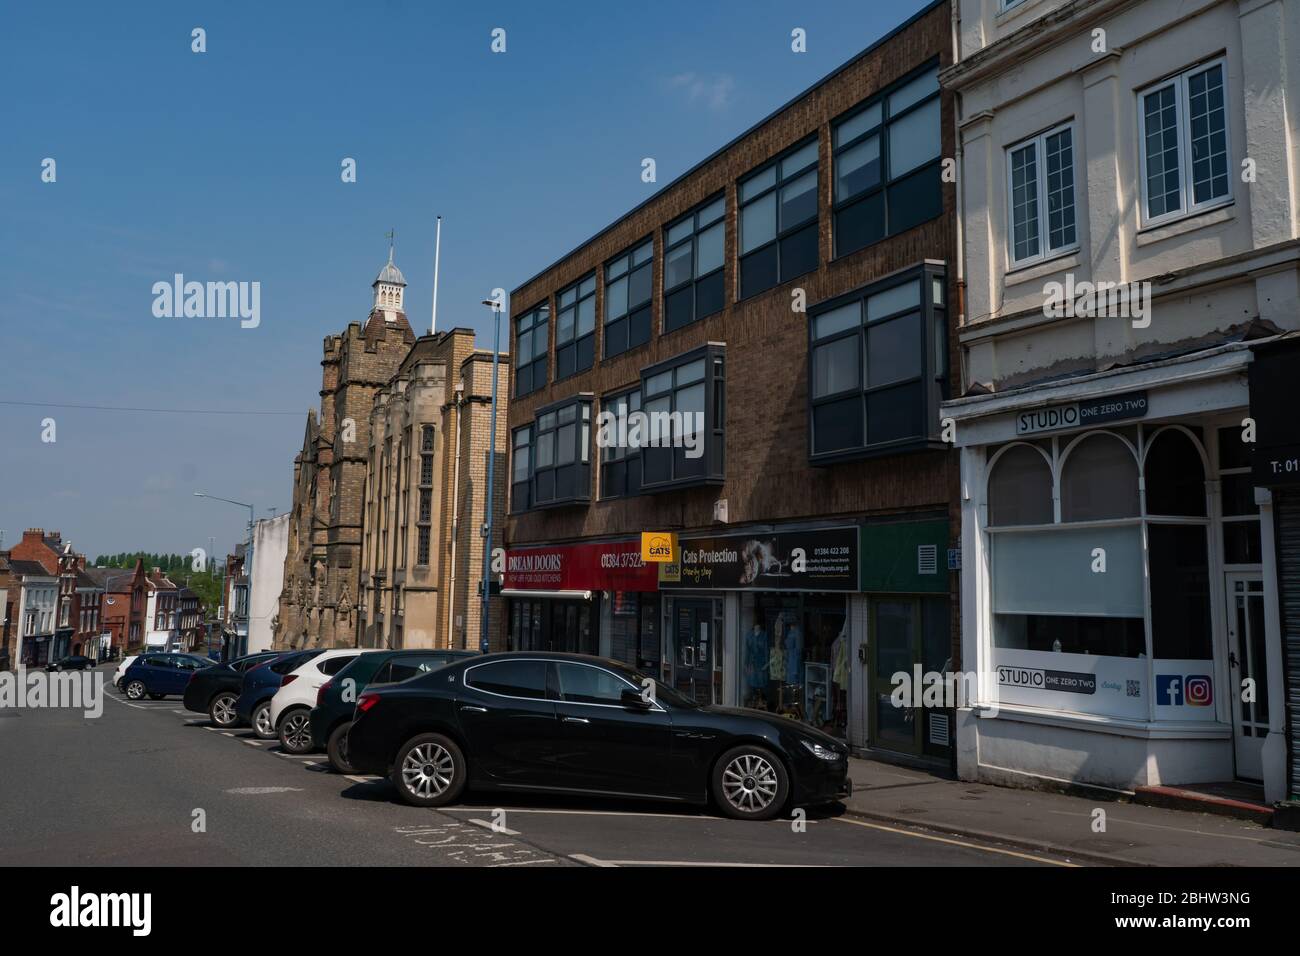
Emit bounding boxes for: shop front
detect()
[502,539,658,664]
[948,346,1288,798]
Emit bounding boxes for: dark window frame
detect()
[555,273,597,381]
[603,237,654,359]
[639,343,726,493]
[510,424,533,514]
[662,194,726,334]
[831,60,943,259]
[523,395,593,510]
[513,302,550,398]
[599,386,643,500]
[807,262,948,465]
[738,135,820,300]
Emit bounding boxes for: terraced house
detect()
[943,0,1300,802]
[503,0,961,760]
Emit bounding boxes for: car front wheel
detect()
[124,680,146,701]
[251,702,276,740]
[712,745,790,821]
[208,692,238,727]
[390,733,467,808]
[326,721,354,774]
[278,709,313,754]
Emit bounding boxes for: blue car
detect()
[120,653,211,700]
[234,650,323,739]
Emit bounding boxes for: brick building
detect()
[77,567,115,660]
[99,560,147,657]
[276,248,416,650]
[358,327,509,652]
[0,554,13,669]
[503,0,960,759]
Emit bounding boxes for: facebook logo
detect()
[1157,675,1183,705]
[1157,674,1213,707]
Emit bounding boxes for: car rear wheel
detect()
[278,709,313,754]
[124,680,146,701]
[208,692,238,727]
[251,702,276,740]
[326,721,354,774]
[712,745,789,821]
[390,733,467,808]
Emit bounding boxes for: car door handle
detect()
[562,716,589,724]
[460,705,488,713]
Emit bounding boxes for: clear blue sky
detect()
[0,0,933,561]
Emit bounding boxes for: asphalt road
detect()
[0,665,1078,867]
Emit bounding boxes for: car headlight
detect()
[800,739,842,761]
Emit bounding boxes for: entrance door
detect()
[1226,573,1269,780]
[869,600,920,754]
[672,599,716,705]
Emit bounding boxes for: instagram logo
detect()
[1185,676,1213,706]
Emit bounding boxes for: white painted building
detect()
[12,565,57,668]
[247,513,289,654]
[944,0,1300,800]
[143,569,179,650]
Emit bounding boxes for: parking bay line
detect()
[468,818,522,836]
[570,854,824,867]
[103,693,149,711]
[831,816,1078,867]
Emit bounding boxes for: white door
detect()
[1225,572,1268,780]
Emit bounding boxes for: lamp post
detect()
[479,298,503,654]
[195,492,254,657]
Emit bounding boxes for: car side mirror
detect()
[621,688,652,709]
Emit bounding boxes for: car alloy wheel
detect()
[279,710,313,754]
[252,703,275,739]
[209,693,237,727]
[125,680,146,701]
[403,742,455,799]
[721,752,780,815]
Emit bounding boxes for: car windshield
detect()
[603,661,699,709]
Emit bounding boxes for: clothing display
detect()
[744,625,769,691]
[784,622,804,684]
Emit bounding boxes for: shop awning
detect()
[500,589,592,601]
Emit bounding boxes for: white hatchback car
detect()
[113,655,139,690]
[270,649,373,754]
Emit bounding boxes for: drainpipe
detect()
[446,379,464,649]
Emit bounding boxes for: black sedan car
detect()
[347,652,850,821]
[45,655,94,672]
[182,651,281,727]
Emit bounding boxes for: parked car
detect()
[346,652,851,820]
[270,649,375,754]
[182,651,281,727]
[120,653,212,700]
[310,648,477,773]
[113,655,139,690]
[234,650,323,739]
[46,655,93,672]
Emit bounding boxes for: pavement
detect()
[2,663,1298,867]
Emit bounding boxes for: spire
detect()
[373,231,406,322]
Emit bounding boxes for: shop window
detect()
[987,443,1053,526]
[1149,524,1213,659]
[807,263,947,463]
[555,273,596,380]
[1143,427,1207,517]
[513,302,549,397]
[1060,433,1139,521]
[599,388,642,499]
[663,195,726,333]
[527,397,592,508]
[739,138,819,300]
[604,238,653,359]
[832,63,942,259]
[639,344,726,491]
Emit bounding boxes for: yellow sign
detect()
[641,532,678,563]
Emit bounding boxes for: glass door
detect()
[672,599,716,705]
[1226,572,1268,780]
[869,599,920,754]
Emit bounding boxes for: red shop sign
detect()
[503,540,658,592]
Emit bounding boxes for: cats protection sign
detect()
[641,532,678,563]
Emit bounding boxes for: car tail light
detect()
[316,681,333,707]
[356,693,379,713]
[281,674,297,688]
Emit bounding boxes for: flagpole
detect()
[431,216,442,335]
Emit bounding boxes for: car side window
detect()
[465,660,547,700]
[271,655,302,675]
[319,655,357,677]
[555,662,634,705]
[371,662,392,684]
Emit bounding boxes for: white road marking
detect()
[1045,808,1287,845]
[832,817,1078,867]
[171,710,188,715]
[344,775,369,784]
[225,786,305,795]
[469,818,521,836]
[440,806,810,823]
[570,854,821,867]
[243,739,264,747]
[221,732,235,737]
[104,693,148,710]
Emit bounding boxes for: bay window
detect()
[529,397,592,508]
[599,387,642,499]
[640,344,725,491]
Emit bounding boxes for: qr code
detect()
[1126,680,1141,698]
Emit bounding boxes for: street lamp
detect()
[195,491,255,658]
[479,298,503,654]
